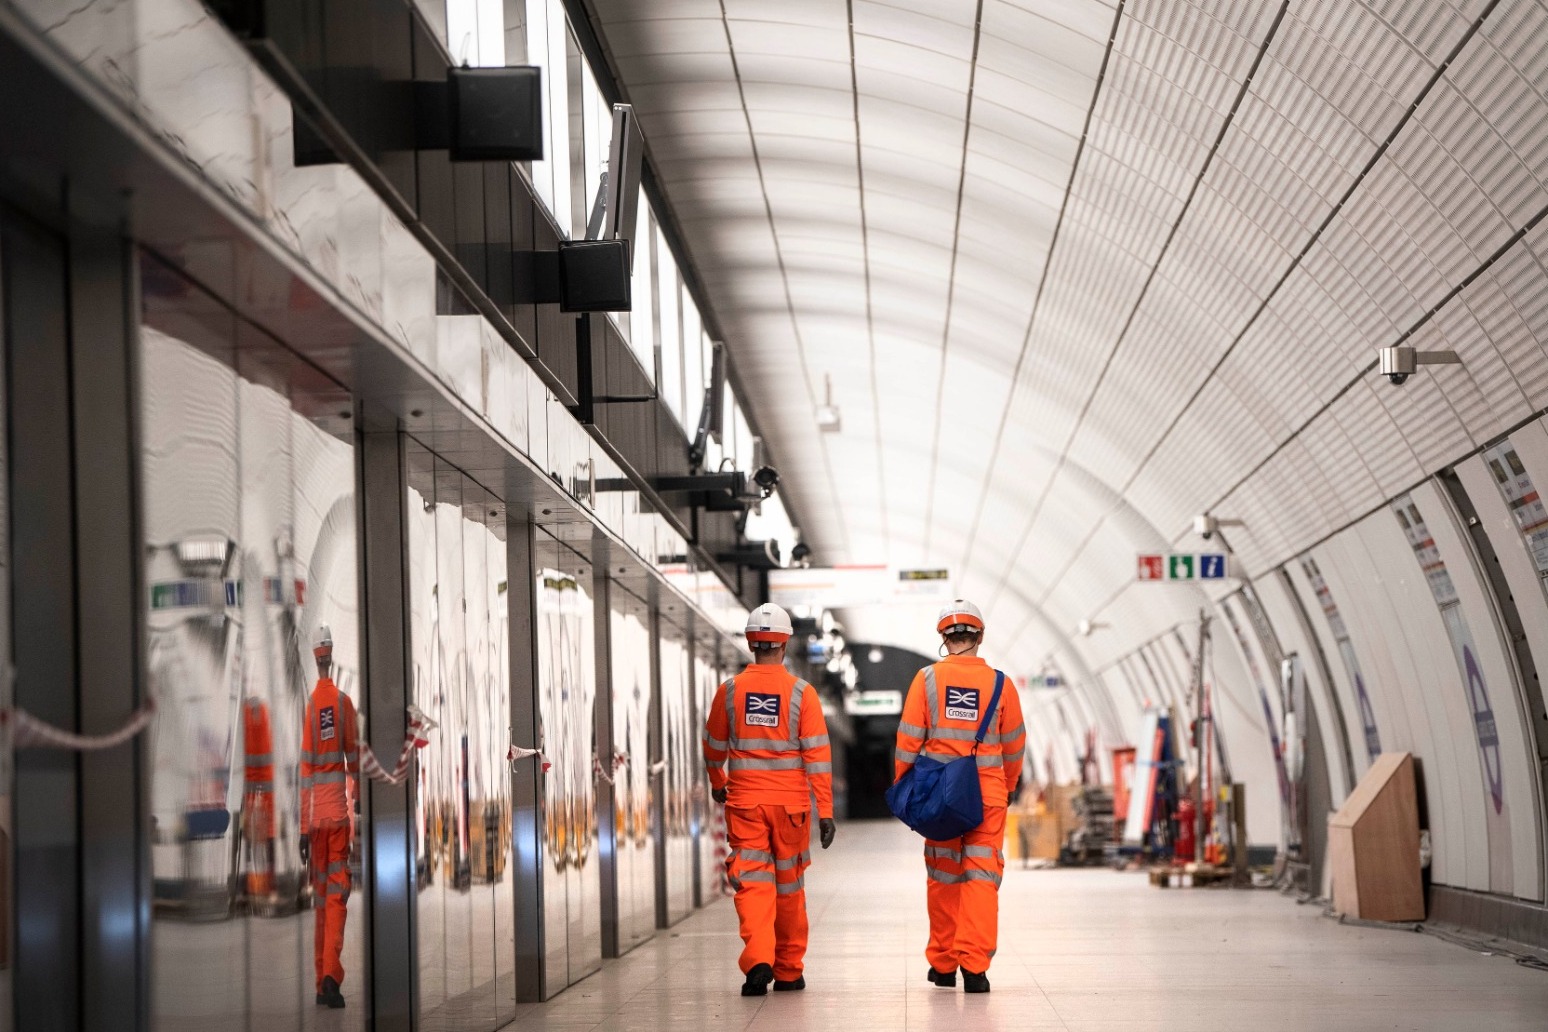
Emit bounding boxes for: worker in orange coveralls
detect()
[703,603,837,996]
[894,600,1025,994]
[300,624,359,1009]
[242,695,276,898]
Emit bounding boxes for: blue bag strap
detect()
[974,671,1005,747]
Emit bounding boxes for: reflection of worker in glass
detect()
[300,625,358,1009]
[242,695,277,901]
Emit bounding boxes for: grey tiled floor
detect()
[511,819,1548,1031]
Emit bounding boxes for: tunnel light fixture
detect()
[1076,618,1109,638]
[815,374,842,432]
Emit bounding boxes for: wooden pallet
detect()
[1148,863,1232,888]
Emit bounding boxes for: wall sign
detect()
[843,689,903,716]
[1137,553,1230,581]
[770,565,954,607]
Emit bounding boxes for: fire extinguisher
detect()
[1175,795,1197,862]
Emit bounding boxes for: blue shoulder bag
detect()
[885,670,1005,840]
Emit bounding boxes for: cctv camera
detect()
[751,465,779,497]
[1379,346,1416,387]
[1192,513,1243,541]
[790,542,811,564]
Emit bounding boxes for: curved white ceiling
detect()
[589,0,1548,675]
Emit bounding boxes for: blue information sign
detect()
[1199,554,1226,579]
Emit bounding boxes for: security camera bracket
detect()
[1194,513,1246,544]
[1379,344,1462,379]
[652,472,751,512]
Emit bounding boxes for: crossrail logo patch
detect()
[945,687,979,722]
[743,692,781,728]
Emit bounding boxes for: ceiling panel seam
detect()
[920,0,987,556]
[987,0,1290,612]
[1089,0,1507,516]
[1015,0,1509,617]
[714,0,853,558]
[1048,198,1548,642]
[846,0,889,561]
[1188,194,1548,540]
[954,0,1129,572]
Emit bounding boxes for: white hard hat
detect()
[314,624,333,659]
[936,599,985,636]
[745,603,793,648]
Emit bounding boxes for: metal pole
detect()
[1192,610,1210,864]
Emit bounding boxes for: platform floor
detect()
[509,819,1548,1031]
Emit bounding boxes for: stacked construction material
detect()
[1060,786,1115,866]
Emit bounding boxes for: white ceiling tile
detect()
[592,0,1548,676]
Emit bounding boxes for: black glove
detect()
[819,818,836,850]
[299,834,311,867]
[712,787,728,805]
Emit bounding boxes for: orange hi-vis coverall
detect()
[301,678,359,992]
[703,665,833,981]
[242,697,276,896]
[894,655,1025,975]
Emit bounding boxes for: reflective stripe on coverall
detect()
[894,655,1025,973]
[301,678,358,991]
[703,666,833,979]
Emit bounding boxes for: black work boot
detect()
[962,969,990,994]
[773,975,806,991]
[926,967,957,988]
[741,963,775,997]
[316,976,346,1008]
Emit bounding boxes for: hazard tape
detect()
[4,697,157,751]
[508,744,551,772]
[358,705,437,785]
[2,677,435,788]
[711,803,733,897]
[593,750,628,785]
